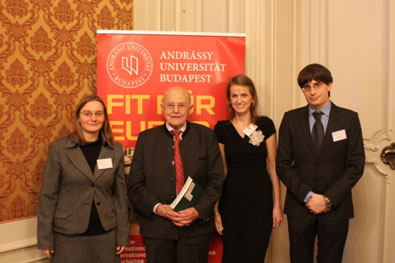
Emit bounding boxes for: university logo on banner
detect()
[107,42,153,89]
[97,30,246,263]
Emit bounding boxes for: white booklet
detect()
[170,176,203,211]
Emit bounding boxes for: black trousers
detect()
[144,235,210,263]
[287,214,349,263]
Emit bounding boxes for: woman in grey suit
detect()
[37,95,129,263]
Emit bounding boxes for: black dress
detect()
[214,117,276,263]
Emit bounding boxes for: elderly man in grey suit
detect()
[128,87,224,263]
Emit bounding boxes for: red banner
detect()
[96,30,245,263]
[97,31,245,147]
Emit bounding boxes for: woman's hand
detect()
[42,249,54,259]
[116,245,126,255]
[272,206,283,229]
[214,212,224,235]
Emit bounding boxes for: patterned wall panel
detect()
[0,0,133,222]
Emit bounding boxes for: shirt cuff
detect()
[153,203,162,214]
[304,191,313,203]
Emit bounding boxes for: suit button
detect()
[96,202,101,206]
[170,178,174,182]
[171,196,175,199]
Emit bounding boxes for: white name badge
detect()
[332,129,347,142]
[243,123,258,137]
[97,158,113,170]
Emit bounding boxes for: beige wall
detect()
[134,0,395,262]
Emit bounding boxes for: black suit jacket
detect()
[276,103,365,220]
[128,122,224,239]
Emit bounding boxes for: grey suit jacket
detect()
[37,133,129,249]
[276,103,365,220]
[128,122,224,240]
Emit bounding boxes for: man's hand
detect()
[306,193,331,214]
[173,207,199,226]
[156,205,199,227]
[156,204,182,221]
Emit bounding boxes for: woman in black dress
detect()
[214,74,283,262]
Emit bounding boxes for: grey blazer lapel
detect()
[66,147,95,181]
[94,144,115,180]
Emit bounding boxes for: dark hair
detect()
[297,63,333,88]
[71,94,115,146]
[226,74,258,123]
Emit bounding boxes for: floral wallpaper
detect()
[0,0,133,222]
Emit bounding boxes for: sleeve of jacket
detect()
[276,112,313,202]
[37,140,62,250]
[127,134,161,219]
[324,112,365,207]
[193,129,225,220]
[112,143,130,246]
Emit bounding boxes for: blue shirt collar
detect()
[309,100,331,117]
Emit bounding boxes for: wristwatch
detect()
[324,196,332,208]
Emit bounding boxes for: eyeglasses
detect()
[80,111,105,118]
[302,81,324,92]
[165,103,188,111]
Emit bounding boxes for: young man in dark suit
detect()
[128,87,224,263]
[277,63,365,263]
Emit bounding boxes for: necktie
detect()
[312,111,324,152]
[171,130,184,193]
